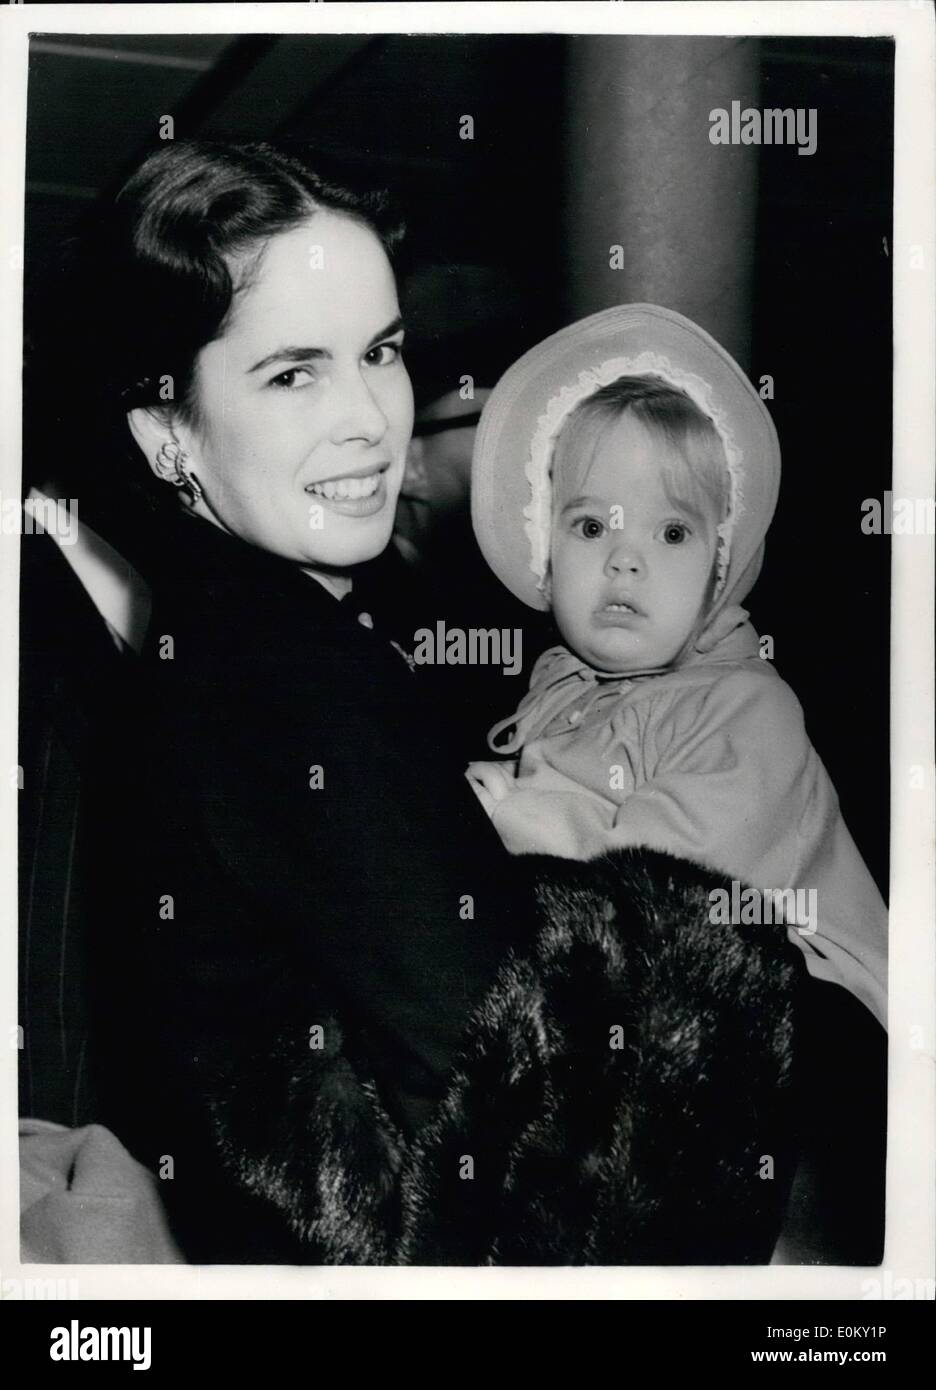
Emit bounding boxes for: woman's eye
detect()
[365,340,403,367]
[269,366,315,391]
[573,516,605,540]
[661,522,690,545]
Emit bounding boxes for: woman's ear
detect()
[127,406,190,487]
[128,406,169,481]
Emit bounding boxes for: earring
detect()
[156,440,204,506]
[176,461,204,507]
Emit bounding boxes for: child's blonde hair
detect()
[550,375,730,527]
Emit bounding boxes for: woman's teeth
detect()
[307,473,381,501]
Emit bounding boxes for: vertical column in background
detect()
[562,35,761,373]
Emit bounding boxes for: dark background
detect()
[23,32,893,894]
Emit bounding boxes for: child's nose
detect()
[604,539,645,578]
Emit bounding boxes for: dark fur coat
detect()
[209,847,803,1265]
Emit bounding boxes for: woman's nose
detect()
[327,369,388,446]
[604,539,646,578]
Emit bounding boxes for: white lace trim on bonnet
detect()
[523,351,745,600]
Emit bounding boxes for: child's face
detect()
[550,412,719,673]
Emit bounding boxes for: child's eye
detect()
[269,366,316,391]
[660,522,690,545]
[364,340,404,367]
[573,516,606,540]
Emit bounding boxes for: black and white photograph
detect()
[1,0,933,1324]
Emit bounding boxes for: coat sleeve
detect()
[396,846,805,1265]
[610,669,820,868]
[491,668,812,866]
[205,846,805,1264]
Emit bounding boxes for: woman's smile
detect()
[305,461,391,514]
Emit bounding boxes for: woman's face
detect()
[176,211,414,571]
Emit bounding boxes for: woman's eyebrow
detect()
[247,317,405,375]
[368,315,405,348]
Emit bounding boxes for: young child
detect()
[467,304,887,1029]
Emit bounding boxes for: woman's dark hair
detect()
[84,139,405,419]
[25,141,405,547]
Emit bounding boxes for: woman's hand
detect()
[466,759,517,817]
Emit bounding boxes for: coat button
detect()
[357,611,374,629]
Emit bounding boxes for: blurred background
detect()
[21,30,894,1264]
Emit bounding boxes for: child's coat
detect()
[488,617,888,1028]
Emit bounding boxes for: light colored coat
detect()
[487,626,888,1029]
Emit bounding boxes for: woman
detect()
[56,142,801,1264]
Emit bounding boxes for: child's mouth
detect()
[594,599,645,627]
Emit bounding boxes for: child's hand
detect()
[466,759,517,817]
